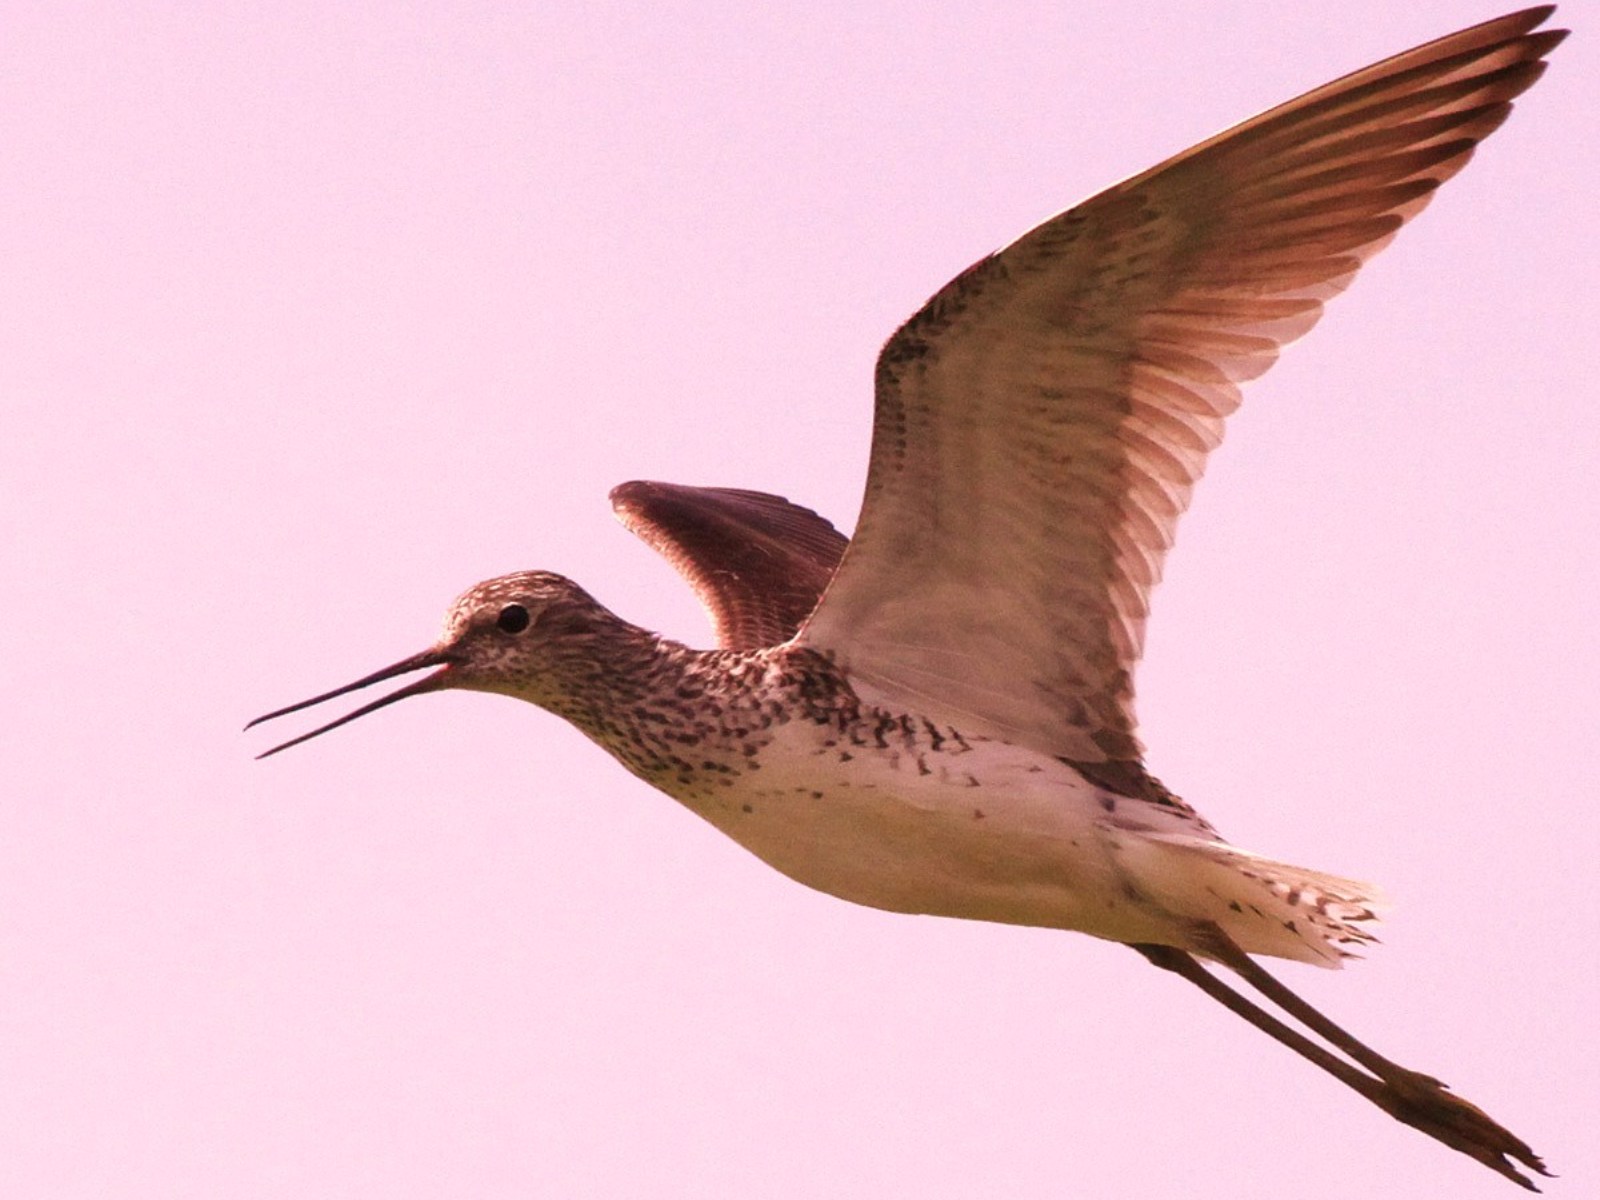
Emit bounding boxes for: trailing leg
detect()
[1133,941,1548,1190]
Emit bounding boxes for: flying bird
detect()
[252,8,1565,1189]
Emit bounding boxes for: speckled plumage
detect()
[251,9,1563,1190]
[424,571,1378,964]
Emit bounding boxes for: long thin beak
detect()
[247,648,455,759]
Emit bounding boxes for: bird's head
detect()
[248,570,622,757]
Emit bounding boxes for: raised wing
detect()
[798,8,1564,763]
[611,480,847,649]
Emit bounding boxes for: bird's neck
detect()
[518,603,743,763]
[501,596,859,790]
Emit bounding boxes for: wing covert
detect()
[798,8,1564,761]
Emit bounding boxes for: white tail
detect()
[1109,832,1386,967]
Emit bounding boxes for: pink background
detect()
[4,3,1595,1196]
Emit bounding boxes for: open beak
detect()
[247,648,455,759]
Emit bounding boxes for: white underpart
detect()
[660,689,1382,968]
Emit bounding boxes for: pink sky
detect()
[3,3,1596,1196]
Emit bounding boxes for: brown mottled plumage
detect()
[251,9,1564,1189]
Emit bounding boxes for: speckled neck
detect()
[499,598,796,782]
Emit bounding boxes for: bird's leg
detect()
[1187,923,1427,1085]
[1132,942,1389,1097]
[1133,940,1548,1191]
[1187,922,1547,1182]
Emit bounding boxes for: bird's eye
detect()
[496,604,531,634]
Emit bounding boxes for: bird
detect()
[250,8,1565,1189]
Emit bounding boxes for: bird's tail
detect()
[1109,832,1386,967]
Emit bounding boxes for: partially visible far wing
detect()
[611,481,848,649]
[797,8,1564,764]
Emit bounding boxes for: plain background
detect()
[4,3,1595,1197]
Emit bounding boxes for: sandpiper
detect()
[251,8,1565,1189]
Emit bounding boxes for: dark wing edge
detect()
[610,481,849,650]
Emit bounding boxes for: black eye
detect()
[496,604,531,634]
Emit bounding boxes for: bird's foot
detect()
[1375,1069,1550,1192]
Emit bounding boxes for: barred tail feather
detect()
[1115,833,1387,968]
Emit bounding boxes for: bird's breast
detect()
[628,705,1190,943]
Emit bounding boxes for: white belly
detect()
[659,722,1194,948]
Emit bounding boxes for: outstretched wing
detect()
[798,8,1564,762]
[611,481,847,649]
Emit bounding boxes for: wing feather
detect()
[611,481,846,649]
[798,8,1564,762]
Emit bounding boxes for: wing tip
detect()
[608,478,660,515]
